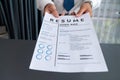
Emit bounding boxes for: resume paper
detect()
[29,13,108,73]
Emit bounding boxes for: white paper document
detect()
[29,13,108,73]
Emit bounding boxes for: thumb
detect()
[76,7,86,17]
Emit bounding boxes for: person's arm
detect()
[37,0,59,18]
[90,0,102,9]
[76,0,102,17]
[36,0,54,11]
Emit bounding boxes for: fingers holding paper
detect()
[44,2,92,18]
[44,4,59,18]
[76,3,92,17]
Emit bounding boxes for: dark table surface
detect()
[0,39,120,80]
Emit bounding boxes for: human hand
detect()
[76,2,92,17]
[44,3,59,18]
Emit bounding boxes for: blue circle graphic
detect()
[36,54,42,60]
[39,44,44,49]
[37,49,43,54]
[47,45,52,50]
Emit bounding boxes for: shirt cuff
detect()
[83,0,101,9]
[83,0,92,7]
[37,0,54,11]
